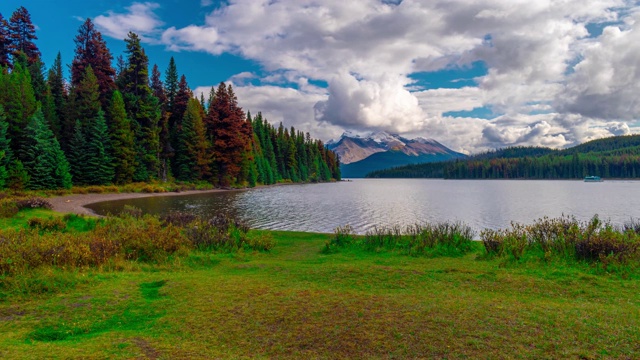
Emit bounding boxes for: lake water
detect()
[86,179,640,234]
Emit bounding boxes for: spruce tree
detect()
[67,120,88,185]
[174,98,211,181]
[121,32,160,180]
[209,83,252,186]
[108,90,136,184]
[7,6,40,64]
[164,57,178,113]
[71,18,115,106]
[0,13,9,68]
[0,59,36,158]
[85,110,114,184]
[46,52,66,138]
[21,108,71,189]
[63,65,101,150]
[0,105,10,188]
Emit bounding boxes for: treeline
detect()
[0,7,340,190]
[368,135,640,179]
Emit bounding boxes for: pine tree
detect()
[21,108,71,189]
[0,59,36,158]
[85,110,114,184]
[27,57,46,102]
[121,32,160,180]
[46,52,66,138]
[67,120,88,185]
[0,13,9,68]
[209,83,252,186]
[151,64,171,180]
[0,105,10,188]
[71,18,115,106]
[164,57,178,113]
[63,65,101,150]
[108,90,136,184]
[7,7,40,64]
[174,98,212,181]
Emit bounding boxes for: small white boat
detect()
[584,176,603,182]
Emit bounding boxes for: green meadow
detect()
[0,205,639,359]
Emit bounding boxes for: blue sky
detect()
[2,1,639,153]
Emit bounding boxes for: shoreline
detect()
[48,188,237,216]
[47,181,329,216]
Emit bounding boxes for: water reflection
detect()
[86,179,640,234]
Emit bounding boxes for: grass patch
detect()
[324,221,476,257]
[0,213,639,358]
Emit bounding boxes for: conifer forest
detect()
[0,6,341,190]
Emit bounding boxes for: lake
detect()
[86,179,640,234]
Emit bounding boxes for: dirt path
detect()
[48,189,231,216]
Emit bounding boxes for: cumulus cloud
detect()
[557,16,640,120]
[101,0,640,151]
[94,2,163,41]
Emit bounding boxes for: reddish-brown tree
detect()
[7,7,40,64]
[71,19,116,106]
[0,13,9,68]
[209,83,252,186]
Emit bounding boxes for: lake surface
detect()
[86,179,640,234]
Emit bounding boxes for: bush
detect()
[161,211,198,227]
[0,198,18,218]
[15,197,52,210]
[479,215,640,269]
[27,217,66,232]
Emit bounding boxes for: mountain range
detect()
[326,131,466,178]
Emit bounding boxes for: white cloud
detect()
[124,0,639,151]
[94,2,163,41]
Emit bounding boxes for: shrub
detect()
[27,217,66,232]
[480,229,503,256]
[161,211,198,227]
[119,205,143,219]
[0,198,18,218]
[15,197,52,210]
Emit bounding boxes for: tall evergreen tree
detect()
[67,120,88,184]
[46,52,66,138]
[27,57,46,103]
[164,57,178,112]
[84,110,114,184]
[150,64,172,180]
[7,7,40,64]
[0,59,36,158]
[174,98,212,181]
[108,90,136,184]
[122,32,160,180]
[0,105,10,188]
[0,13,10,68]
[21,108,71,189]
[63,65,101,150]
[71,18,115,106]
[209,83,252,186]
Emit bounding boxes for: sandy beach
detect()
[48,189,231,216]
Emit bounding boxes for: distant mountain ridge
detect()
[327,131,466,177]
[367,134,640,179]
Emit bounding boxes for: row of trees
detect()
[368,136,640,179]
[0,6,340,190]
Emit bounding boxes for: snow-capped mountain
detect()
[326,131,467,177]
[327,131,461,164]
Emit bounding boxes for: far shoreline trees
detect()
[0,6,340,190]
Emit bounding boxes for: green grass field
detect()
[1,218,639,359]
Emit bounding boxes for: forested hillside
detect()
[367,135,640,179]
[0,7,340,190]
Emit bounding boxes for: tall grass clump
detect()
[184,214,274,252]
[480,215,640,272]
[325,222,475,257]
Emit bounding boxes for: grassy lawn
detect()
[1,227,639,359]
